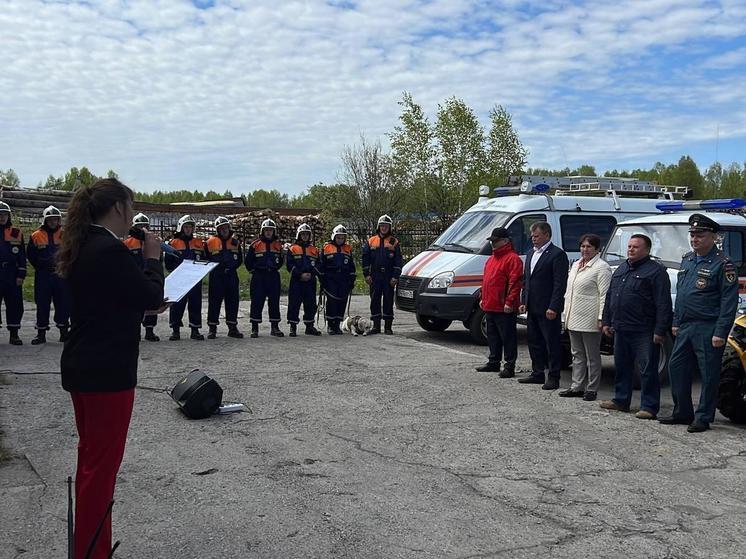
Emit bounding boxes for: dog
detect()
[340,315,372,336]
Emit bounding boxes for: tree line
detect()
[2,92,744,223]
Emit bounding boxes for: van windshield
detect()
[603,223,690,268]
[432,211,511,253]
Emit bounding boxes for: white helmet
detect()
[0,201,10,214]
[377,214,393,228]
[331,224,348,240]
[295,223,312,240]
[215,216,231,230]
[260,218,277,232]
[177,214,196,233]
[42,205,62,225]
[132,213,149,227]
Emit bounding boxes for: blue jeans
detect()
[613,330,660,414]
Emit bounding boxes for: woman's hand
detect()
[144,301,172,316]
[142,229,162,260]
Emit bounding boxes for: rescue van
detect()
[396,176,688,344]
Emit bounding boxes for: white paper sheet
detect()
[164,260,218,303]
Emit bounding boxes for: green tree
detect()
[244,189,290,208]
[0,168,20,187]
[434,97,487,216]
[486,105,528,188]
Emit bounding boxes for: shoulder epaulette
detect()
[683,251,694,259]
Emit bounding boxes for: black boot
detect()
[190,327,204,341]
[332,320,344,335]
[207,325,217,339]
[58,326,69,343]
[9,328,22,346]
[369,319,381,335]
[305,323,322,336]
[144,327,160,342]
[289,323,298,337]
[270,322,284,337]
[227,325,244,339]
[31,329,47,345]
[169,327,181,341]
[384,319,393,335]
[250,323,259,338]
[499,362,516,378]
[327,320,338,335]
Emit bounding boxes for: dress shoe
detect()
[475,362,500,373]
[518,375,545,384]
[583,391,597,401]
[635,410,656,420]
[687,422,710,433]
[498,369,515,378]
[542,378,560,390]
[559,389,584,398]
[599,400,629,412]
[657,415,691,425]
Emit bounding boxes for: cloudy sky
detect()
[2,0,745,194]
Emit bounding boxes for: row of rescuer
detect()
[0,202,403,343]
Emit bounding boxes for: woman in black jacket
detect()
[57,178,165,559]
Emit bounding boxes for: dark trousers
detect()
[370,274,394,320]
[287,277,317,324]
[485,311,518,366]
[34,272,70,330]
[141,313,157,328]
[207,271,239,326]
[323,273,352,320]
[668,321,725,425]
[71,389,134,559]
[612,330,660,413]
[526,312,562,379]
[249,270,281,324]
[0,277,23,329]
[169,281,203,329]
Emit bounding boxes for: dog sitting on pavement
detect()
[340,315,372,336]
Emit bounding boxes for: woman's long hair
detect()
[56,178,134,278]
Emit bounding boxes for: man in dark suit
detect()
[518,221,569,390]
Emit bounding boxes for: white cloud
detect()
[0,0,744,193]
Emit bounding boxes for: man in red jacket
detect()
[476,227,524,376]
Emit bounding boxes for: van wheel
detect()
[632,334,673,388]
[416,314,452,332]
[469,309,488,345]
[717,348,746,423]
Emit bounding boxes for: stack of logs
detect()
[228,210,327,244]
[0,186,72,216]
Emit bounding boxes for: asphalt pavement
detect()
[2,297,745,558]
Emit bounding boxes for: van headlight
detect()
[427,271,454,291]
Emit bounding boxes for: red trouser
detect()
[71,389,134,559]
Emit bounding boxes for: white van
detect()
[396,176,687,344]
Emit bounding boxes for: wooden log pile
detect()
[227,210,327,244]
[0,186,73,215]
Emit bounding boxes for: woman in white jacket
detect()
[559,234,612,401]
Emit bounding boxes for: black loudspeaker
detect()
[170,370,223,419]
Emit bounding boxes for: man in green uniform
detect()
[659,213,740,432]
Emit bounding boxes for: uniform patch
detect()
[695,277,707,289]
[725,268,737,283]
[11,246,19,254]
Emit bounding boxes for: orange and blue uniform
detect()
[124,232,160,328]
[319,241,356,321]
[165,233,206,330]
[286,240,319,325]
[0,222,26,331]
[245,237,284,324]
[362,233,402,323]
[206,233,242,327]
[27,225,70,331]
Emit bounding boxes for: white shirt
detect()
[529,241,552,275]
[91,223,120,239]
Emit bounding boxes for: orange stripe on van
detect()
[409,251,440,276]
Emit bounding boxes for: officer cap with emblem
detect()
[688,213,719,233]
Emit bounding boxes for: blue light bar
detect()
[534,183,550,193]
[656,198,746,211]
[493,187,522,197]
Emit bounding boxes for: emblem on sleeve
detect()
[725,269,737,283]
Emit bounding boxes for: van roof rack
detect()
[505,175,689,199]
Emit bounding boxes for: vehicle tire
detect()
[658,334,673,386]
[416,314,452,332]
[717,347,746,424]
[469,308,488,345]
